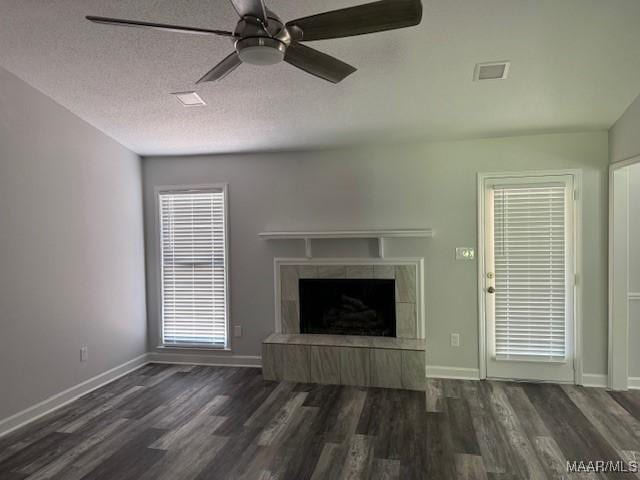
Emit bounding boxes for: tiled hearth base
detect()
[262,333,426,391]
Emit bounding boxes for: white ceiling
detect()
[1,0,640,155]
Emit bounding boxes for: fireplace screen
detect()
[299,279,396,337]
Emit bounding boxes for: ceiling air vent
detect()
[473,61,510,81]
[172,91,206,107]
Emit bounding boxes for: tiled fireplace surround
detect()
[262,259,426,391]
[278,263,420,337]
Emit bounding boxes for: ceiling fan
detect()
[86,0,423,84]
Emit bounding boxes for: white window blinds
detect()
[493,184,568,360]
[159,188,228,347]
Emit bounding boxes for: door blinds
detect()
[493,184,567,360]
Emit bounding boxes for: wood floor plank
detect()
[524,383,630,480]
[310,442,349,480]
[443,379,463,399]
[355,387,384,436]
[324,387,367,444]
[425,411,456,479]
[57,385,144,433]
[485,382,548,480]
[446,397,481,455]
[0,432,73,477]
[257,392,308,446]
[461,381,514,475]
[3,366,640,480]
[370,458,401,480]
[533,435,576,480]
[339,434,374,479]
[141,432,228,480]
[242,381,296,428]
[373,389,404,460]
[399,390,428,478]
[562,384,640,463]
[27,418,129,480]
[426,377,444,412]
[192,427,262,480]
[280,391,342,479]
[455,453,489,480]
[151,377,228,430]
[76,428,166,480]
[49,406,169,480]
[610,391,640,422]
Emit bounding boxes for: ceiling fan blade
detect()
[229,0,268,21]
[196,52,243,83]
[286,0,422,41]
[284,43,356,83]
[86,16,234,37]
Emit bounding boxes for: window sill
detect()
[156,345,232,353]
[493,356,567,365]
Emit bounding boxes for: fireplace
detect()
[299,278,396,337]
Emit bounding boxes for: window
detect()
[158,186,229,348]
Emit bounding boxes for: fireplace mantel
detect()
[258,229,434,258]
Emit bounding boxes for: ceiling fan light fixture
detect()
[235,37,286,65]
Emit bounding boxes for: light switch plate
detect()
[234,325,242,337]
[456,247,475,260]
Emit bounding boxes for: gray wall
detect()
[143,131,609,375]
[0,67,147,421]
[610,92,640,164]
[609,91,640,378]
[629,164,640,377]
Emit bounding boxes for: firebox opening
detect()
[299,279,396,337]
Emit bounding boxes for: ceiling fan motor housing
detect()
[234,14,290,65]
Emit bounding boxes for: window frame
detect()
[154,183,230,350]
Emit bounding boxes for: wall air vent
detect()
[474,61,510,81]
[172,91,206,107]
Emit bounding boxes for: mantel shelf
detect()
[258,229,434,258]
[258,229,434,240]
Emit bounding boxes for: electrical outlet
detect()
[234,325,242,338]
[80,346,88,362]
[450,333,460,347]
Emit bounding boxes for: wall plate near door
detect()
[456,247,475,260]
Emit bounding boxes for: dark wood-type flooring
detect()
[1,364,640,479]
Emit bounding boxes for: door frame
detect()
[477,169,583,384]
[609,155,640,390]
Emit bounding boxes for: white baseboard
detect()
[581,373,608,388]
[581,375,640,390]
[0,353,149,439]
[425,369,612,386]
[426,365,480,380]
[148,351,262,368]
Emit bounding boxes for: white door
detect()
[483,174,576,382]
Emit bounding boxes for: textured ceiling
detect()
[1,0,640,155]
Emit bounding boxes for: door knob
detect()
[487,286,496,294]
